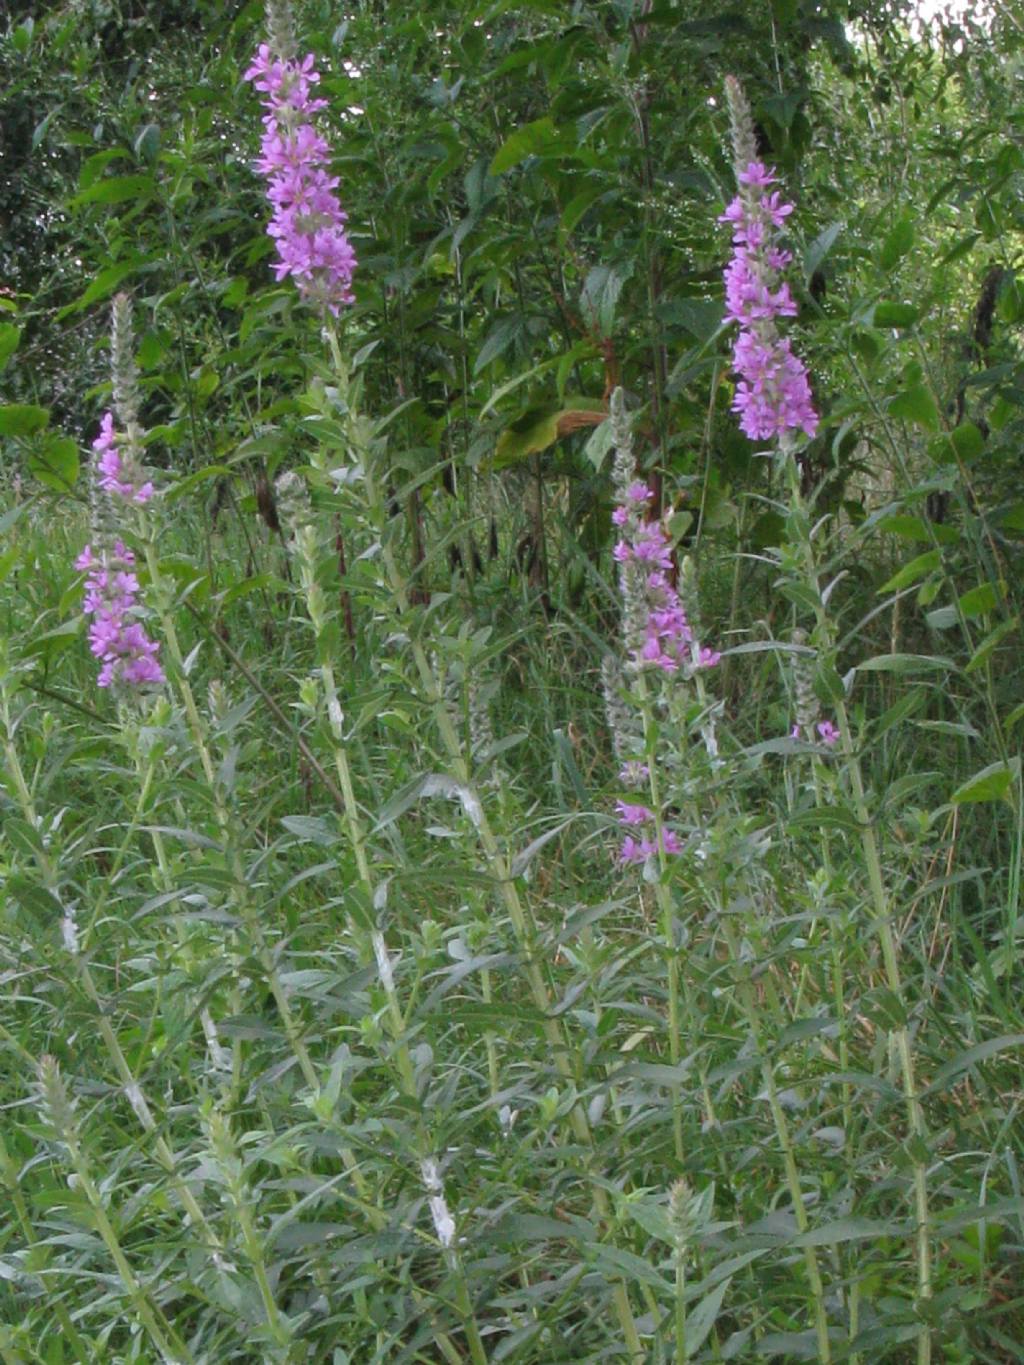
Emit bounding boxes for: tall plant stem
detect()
[324,322,644,1362]
[375,498,642,1359]
[718,916,832,1362]
[143,541,321,1084]
[801,758,861,1362]
[282,457,489,1363]
[674,1236,689,1363]
[316,649,417,1097]
[784,459,931,1362]
[632,669,718,1160]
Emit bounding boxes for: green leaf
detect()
[490,117,561,174]
[0,324,22,373]
[793,1216,902,1248]
[925,604,958,630]
[492,401,604,468]
[163,464,232,502]
[280,816,338,846]
[965,615,1018,674]
[670,299,725,343]
[0,547,20,585]
[888,384,939,432]
[580,262,632,336]
[473,316,525,375]
[584,418,614,470]
[804,221,842,280]
[78,148,128,191]
[927,422,985,464]
[57,262,147,318]
[952,759,1020,806]
[133,122,161,164]
[560,185,606,242]
[875,687,927,737]
[923,1034,1024,1095]
[879,214,914,270]
[488,1213,587,1245]
[590,1244,669,1293]
[686,1278,732,1355]
[940,232,981,265]
[625,1197,676,1246]
[957,582,998,618]
[862,986,907,1029]
[0,404,49,437]
[858,652,954,673]
[0,503,29,537]
[6,877,62,920]
[878,513,957,545]
[813,662,845,705]
[22,618,83,661]
[494,408,559,466]
[27,435,79,492]
[786,805,862,832]
[878,550,940,593]
[478,357,559,419]
[872,301,919,328]
[69,173,156,208]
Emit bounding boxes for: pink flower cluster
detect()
[615,801,683,866]
[612,482,720,674]
[791,718,839,745]
[244,45,356,314]
[720,162,818,443]
[75,540,164,689]
[93,412,153,505]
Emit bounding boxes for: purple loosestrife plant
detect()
[76,406,163,690]
[722,84,931,1363]
[610,465,720,679]
[720,78,818,445]
[244,4,357,314]
[92,412,154,505]
[605,389,721,867]
[76,539,163,689]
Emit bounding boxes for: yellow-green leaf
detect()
[952,759,1020,805]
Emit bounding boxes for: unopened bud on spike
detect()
[111,294,142,439]
[723,75,757,175]
[265,0,298,61]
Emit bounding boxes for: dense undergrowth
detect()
[2,1,1024,1362]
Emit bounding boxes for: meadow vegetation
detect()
[1,1,1023,1361]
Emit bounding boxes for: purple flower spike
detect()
[244,39,357,313]
[619,829,683,866]
[79,540,164,691]
[720,83,818,446]
[93,412,154,505]
[738,161,778,187]
[616,801,654,827]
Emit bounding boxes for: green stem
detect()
[675,1252,688,1364]
[143,540,325,1094]
[784,459,931,1361]
[325,324,644,1362]
[719,918,832,1363]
